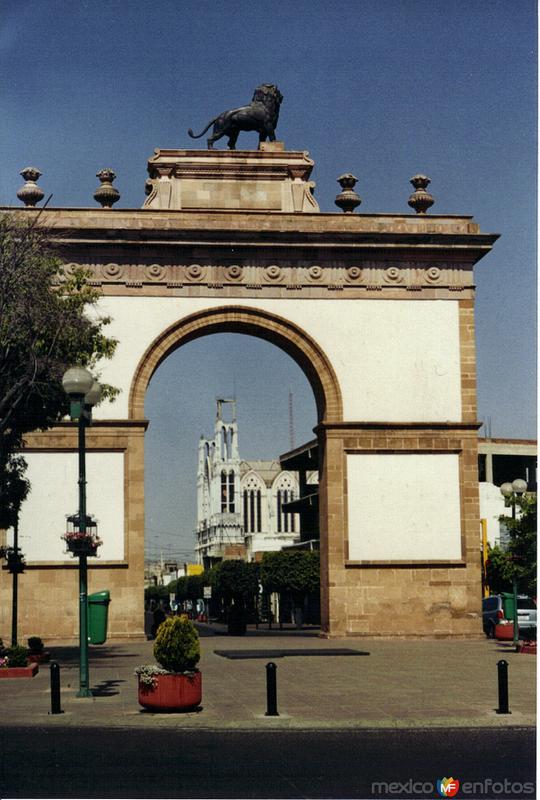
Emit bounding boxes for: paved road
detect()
[0,726,535,798]
[1,637,535,730]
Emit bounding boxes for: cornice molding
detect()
[56,259,477,296]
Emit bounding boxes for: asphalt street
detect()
[0,726,535,799]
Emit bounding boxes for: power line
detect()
[145,526,193,538]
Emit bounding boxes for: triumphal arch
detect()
[0,137,498,639]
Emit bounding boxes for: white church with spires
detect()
[195,399,300,567]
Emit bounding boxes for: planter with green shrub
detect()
[135,615,201,711]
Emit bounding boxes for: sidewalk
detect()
[0,627,535,730]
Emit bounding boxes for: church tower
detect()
[196,399,244,566]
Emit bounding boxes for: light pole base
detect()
[76,688,93,698]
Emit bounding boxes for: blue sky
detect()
[1,0,536,560]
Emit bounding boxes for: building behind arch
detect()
[195,399,301,565]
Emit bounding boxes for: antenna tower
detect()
[288,389,295,450]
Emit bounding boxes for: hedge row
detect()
[146,550,320,603]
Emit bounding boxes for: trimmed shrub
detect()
[260,550,320,600]
[144,584,169,605]
[153,615,200,673]
[212,559,259,603]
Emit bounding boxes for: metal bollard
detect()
[496,659,511,715]
[265,661,279,716]
[49,661,64,715]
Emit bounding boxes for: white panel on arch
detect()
[92,296,462,423]
[347,453,462,561]
[8,452,125,562]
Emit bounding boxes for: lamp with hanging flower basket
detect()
[62,514,102,557]
[62,365,103,698]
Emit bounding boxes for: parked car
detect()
[482,594,537,640]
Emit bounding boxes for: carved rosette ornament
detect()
[384,266,404,284]
[307,265,323,282]
[408,175,434,214]
[335,173,361,213]
[17,167,45,207]
[145,264,167,282]
[186,264,205,282]
[224,265,243,282]
[425,266,442,283]
[102,263,124,280]
[94,169,120,208]
[264,265,283,282]
[346,266,362,282]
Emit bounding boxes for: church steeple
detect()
[195,398,300,567]
[214,398,239,463]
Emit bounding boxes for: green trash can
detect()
[502,592,516,621]
[88,590,111,645]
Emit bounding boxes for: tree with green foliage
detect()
[0,455,29,532]
[204,564,220,594]
[168,577,183,601]
[487,495,537,598]
[0,214,117,525]
[144,584,170,605]
[207,560,259,632]
[260,550,320,602]
[485,545,513,595]
[210,559,259,605]
[185,574,203,602]
[167,575,203,607]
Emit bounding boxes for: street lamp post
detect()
[500,478,528,653]
[62,366,101,697]
[0,464,29,646]
[9,515,24,646]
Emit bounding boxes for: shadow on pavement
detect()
[90,679,125,697]
[195,623,321,638]
[49,646,140,663]
[138,705,204,715]
[214,648,370,659]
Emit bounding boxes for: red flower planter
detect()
[494,622,514,640]
[0,663,39,678]
[138,671,202,712]
[66,541,99,557]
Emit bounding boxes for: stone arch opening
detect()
[128,306,343,424]
[131,305,342,630]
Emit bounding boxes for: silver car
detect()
[482,594,536,638]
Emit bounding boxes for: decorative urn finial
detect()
[94,169,120,208]
[17,167,45,207]
[335,173,361,213]
[408,174,434,214]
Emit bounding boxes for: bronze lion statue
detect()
[188,84,283,150]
